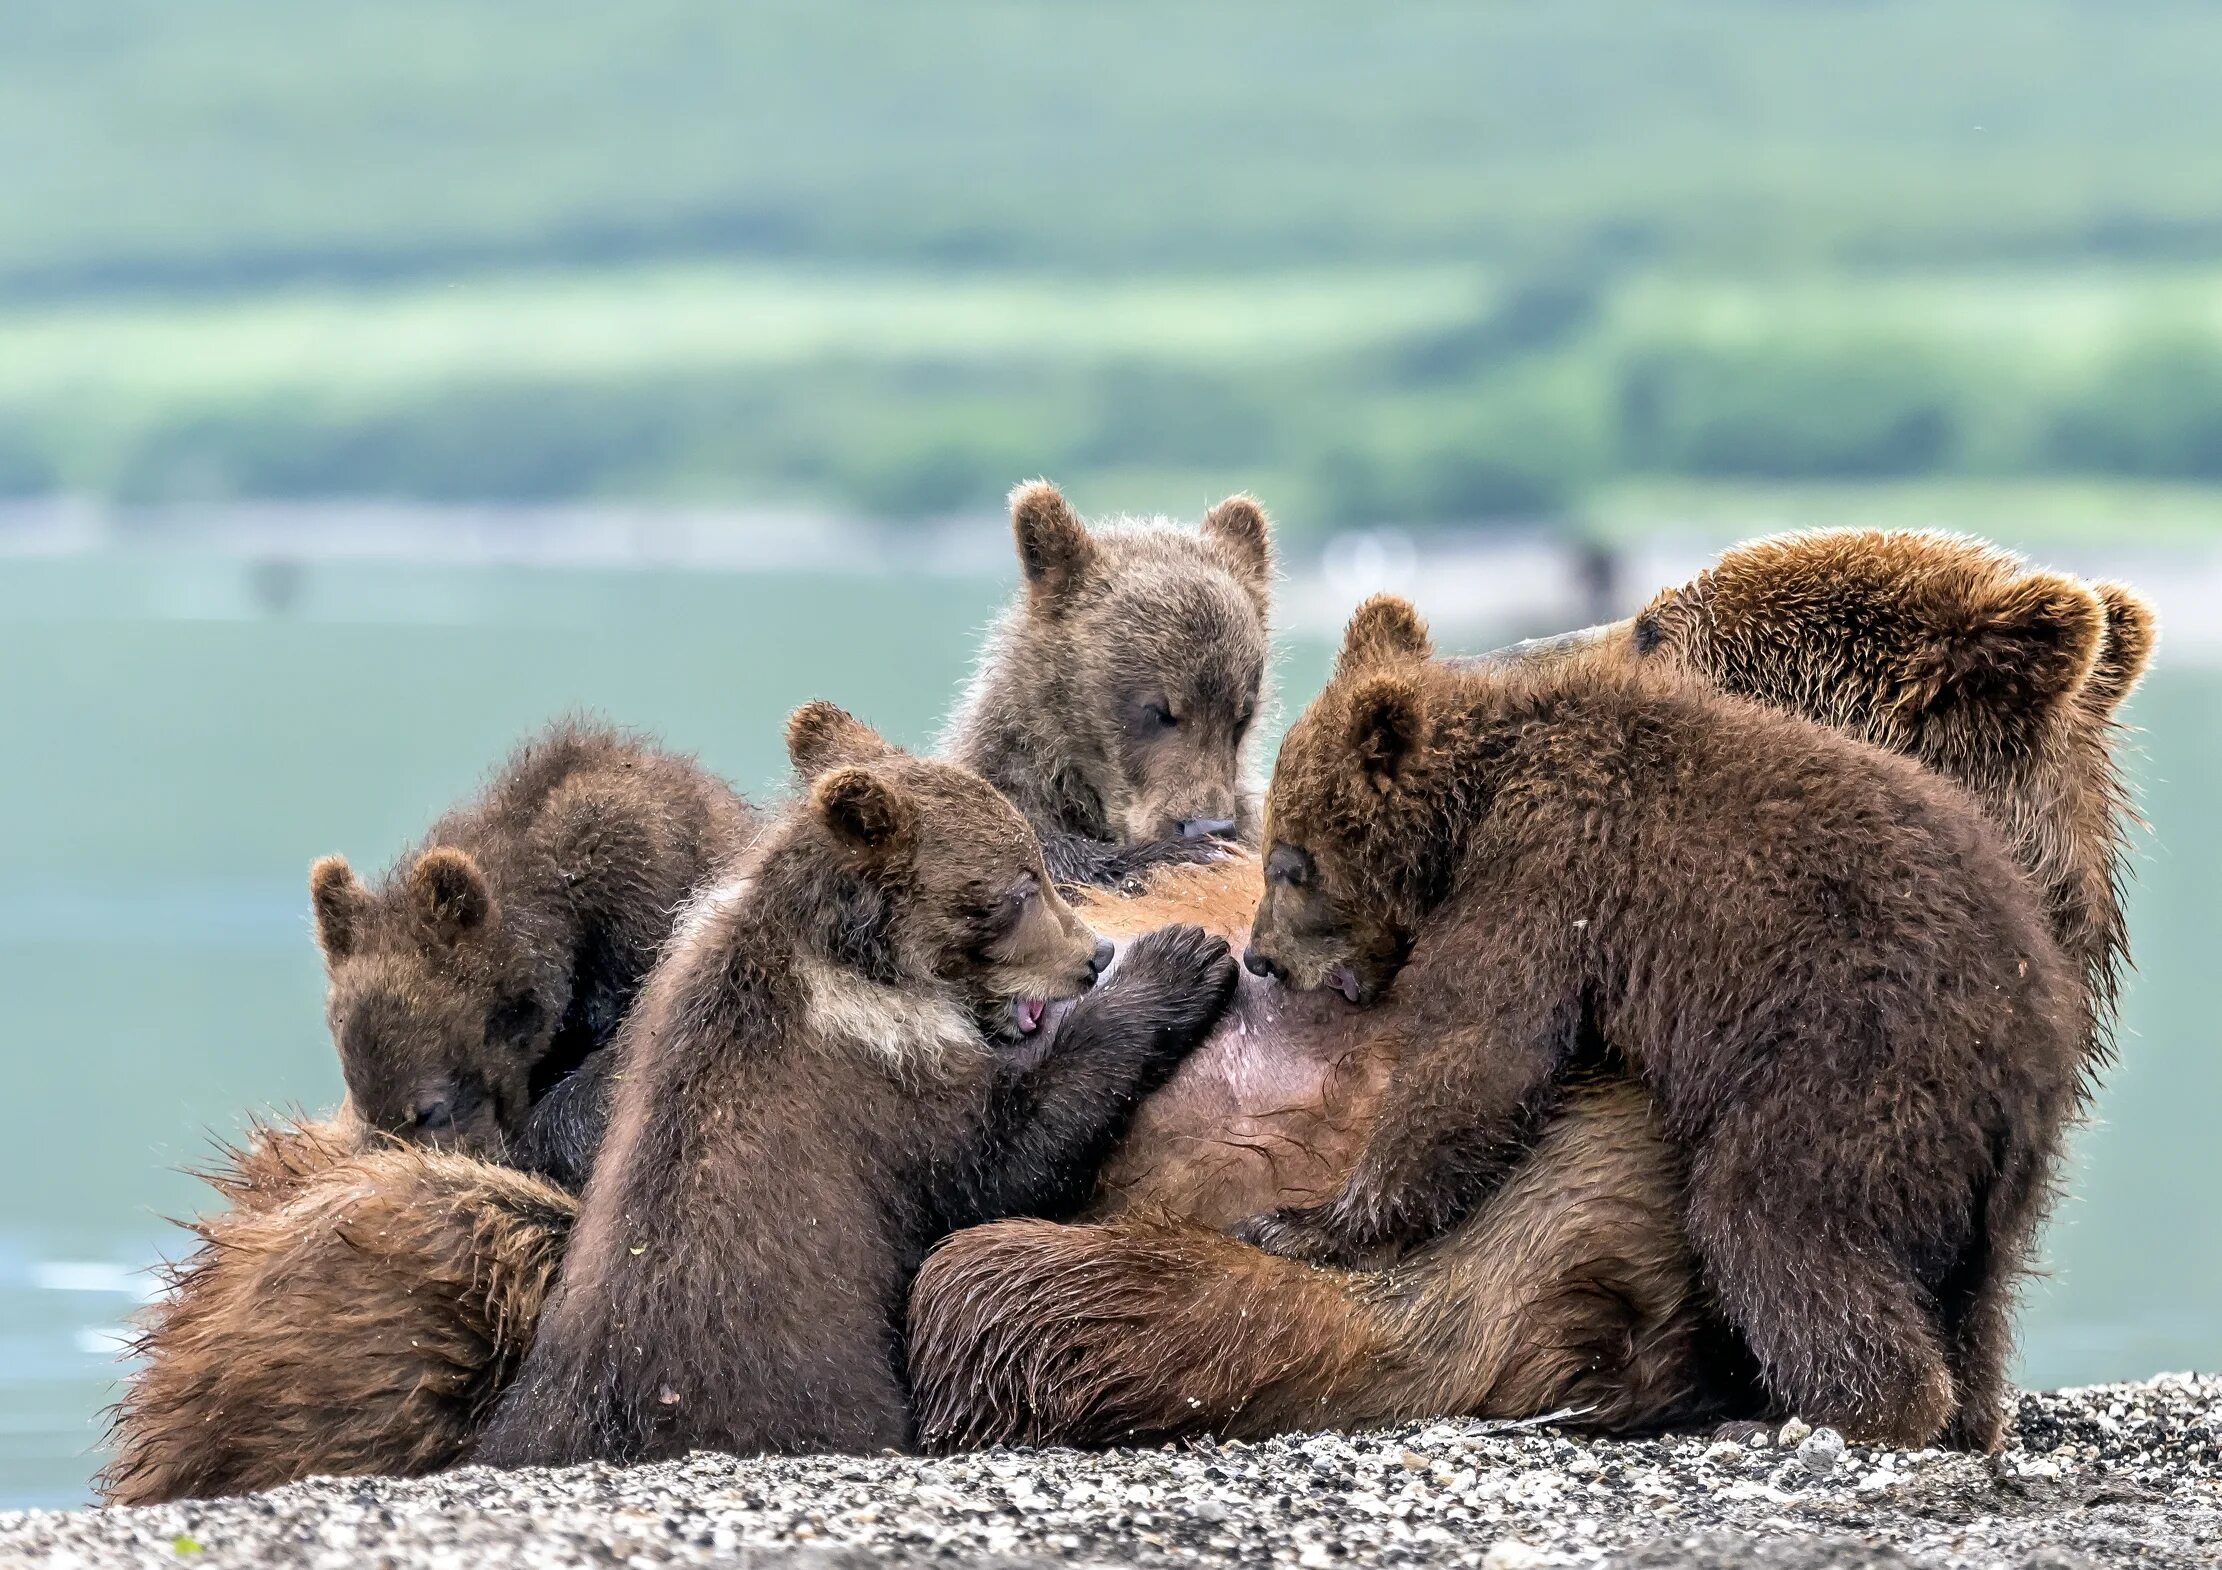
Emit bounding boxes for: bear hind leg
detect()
[1685,1168,1956,1449]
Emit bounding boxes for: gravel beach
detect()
[6,1376,2215,1569]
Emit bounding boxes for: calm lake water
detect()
[2,542,2216,1508]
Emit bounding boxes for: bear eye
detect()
[1143,701,1178,731]
[1266,843,1312,889]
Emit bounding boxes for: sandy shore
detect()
[5,1376,2216,1568]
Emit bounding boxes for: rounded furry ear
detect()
[1200,494,1272,585]
[1010,480,1097,613]
[813,766,915,858]
[308,855,370,961]
[787,700,896,779]
[1345,672,1428,795]
[410,847,492,935]
[2082,581,2157,715]
[1905,570,2104,719]
[1336,594,1434,679]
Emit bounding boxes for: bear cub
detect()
[476,703,1238,1468]
[1240,597,2083,1450]
[309,719,753,1164]
[942,480,1273,889]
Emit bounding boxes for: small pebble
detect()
[1797,1427,1847,1475]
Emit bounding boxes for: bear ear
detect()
[410,847,493,936]
[1335,594,1434,679]
[812,766,916,860]
[1009,480,1097,614]
[1345,672,1428,796]
[787,700,896,779]
[308,855,371,961]
[2082,582,2157,716]
[1200,494,1272,586]
[1904,570,2105,721]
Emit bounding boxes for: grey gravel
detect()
[3,1376,2216,1569]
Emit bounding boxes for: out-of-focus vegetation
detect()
[8,0,2222,532]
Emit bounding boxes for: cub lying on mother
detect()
[1240,595,2077,1447]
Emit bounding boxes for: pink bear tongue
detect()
[1014,997,1046,1035]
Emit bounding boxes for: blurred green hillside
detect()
[8,0,2222,531]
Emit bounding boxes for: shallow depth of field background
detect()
[4,1,2220,1507]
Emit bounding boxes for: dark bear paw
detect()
[1108,923,1240,1047]
[1119,928,1244,1025]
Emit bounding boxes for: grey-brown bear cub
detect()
[475,703,1238,1467]
[308,720,753,1159]
[943,480,1273,889]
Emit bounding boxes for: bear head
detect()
[1245,595,1447,1009]
[951,480,1273,848]
[786,700,1109,1041]
[310,846,563,1155]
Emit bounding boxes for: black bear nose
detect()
[1088,938,1116,981]
[1242,947,1280,980]
[1178,817,1238,841]
[412,1094,454,1132]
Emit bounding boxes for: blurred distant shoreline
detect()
[4,496,2218,661]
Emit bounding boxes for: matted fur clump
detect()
[100,1118,575,1505]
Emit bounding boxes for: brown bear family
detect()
[101,482,1274,1503]
[908,529,2151,1453]
[101,507,2154,1504]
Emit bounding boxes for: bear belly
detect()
[1091,966,1393,1229]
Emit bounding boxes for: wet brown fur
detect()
[310,719,754,1158]
[102,525,1273,1497]
[1616,530,2148,1087]
[916,1082,1699,1449]
[942,481,1274,887]
[99,1118,576,1505]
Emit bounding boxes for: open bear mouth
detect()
[1011,997,1048,1036]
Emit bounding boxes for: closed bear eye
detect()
[1141,700,1178,732]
